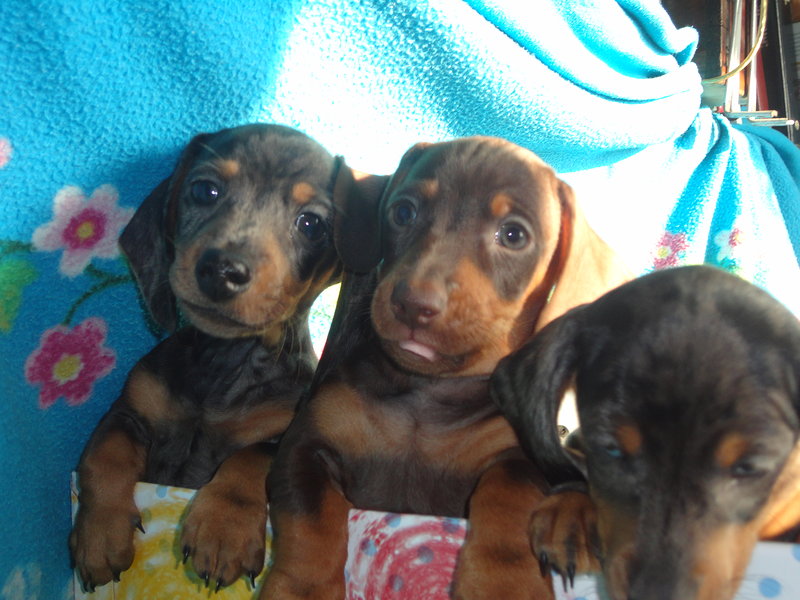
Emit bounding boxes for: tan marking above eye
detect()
[215,158,241,179]
[490,193,513,218]
[615,422,643,456]
[418,178,439,199]
[714,432,750,470]
[291,182,316,205]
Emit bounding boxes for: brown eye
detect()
[190,180,220,206]
[496,222,529,250]
[295,212,327,242]
[730,459,765,479]
[389,199,417,227]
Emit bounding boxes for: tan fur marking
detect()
[215,400,296,446]
[311,382,387,458]
[124,365,177,424]
[593,493,637,567]
[616,422,643,457]
[454,456,553,599]
[758,441,800,538]
[419,414,519,472]
[80,429,146,503]
[490,193,513,218]
[181,445,271,586]
[261,485,351,597]
[291,182,315,205]
[714,432,750,470]
[419,178,439,199]
[691,523,758,600]
[216,158,241,179]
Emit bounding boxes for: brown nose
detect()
[390,280,445,328]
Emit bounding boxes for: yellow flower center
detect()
[53,353,82,383]
[656,246,670,259]
[76,221,96,241]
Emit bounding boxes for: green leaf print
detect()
[0,258,38,332]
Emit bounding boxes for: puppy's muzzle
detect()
[195,248,252,302]
[390,279,445,329]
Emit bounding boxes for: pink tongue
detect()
[398,340,438,362]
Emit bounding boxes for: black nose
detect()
[390,280,445,328]
[195,248,251,302]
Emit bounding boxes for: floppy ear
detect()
[119,177,179,332]
[332,142,432,274]
[331,160,389,274]
[491,306,586,485]
[119,132,211,331]
[535,180,631,332]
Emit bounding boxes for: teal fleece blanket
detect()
[0,1,798,598]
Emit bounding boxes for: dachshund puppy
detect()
[492,265,800,600]
[69,124,345,591]
[259,136,631,600]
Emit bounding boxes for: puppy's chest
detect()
[317,373,516,516]
[141,334,311,487]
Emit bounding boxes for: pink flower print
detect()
[24,317,115,409]
[32,184,133,277]
[714,228,743,262]
[653,231,688,270]
[0,137,12,168]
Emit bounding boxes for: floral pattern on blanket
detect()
[1,183,134,409]
[25,317,116,409]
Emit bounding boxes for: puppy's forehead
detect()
[405,137,555,203]
[198,126,333,188]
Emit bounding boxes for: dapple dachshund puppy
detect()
[492,265,800,600]
[69,124,345,591]
[259,136,631,600]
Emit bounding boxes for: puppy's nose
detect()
[390,280,444,328]
[195,248,251,301]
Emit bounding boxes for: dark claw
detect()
[203,572,210,587]
[566,563,576,589]
[134,518,145,534]
[182,545,191,564]
[113,570,121,583]
[249,571,257,588]
[216,577,223,592]
[538,552,550,578]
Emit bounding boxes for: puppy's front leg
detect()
[70,417,146,592]
[181,443,272,590]
[453,450,554,600]
[259,435,352,600]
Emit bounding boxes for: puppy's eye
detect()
[190,180,220,206]
[603,443,624,459]
[496,222,529,250]
[729,459,766,479]
[389,200,417,228]
[296,212,327,242]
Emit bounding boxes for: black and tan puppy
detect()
[259,136,631,600]
[69,124,344,591]
[492,265,800,600]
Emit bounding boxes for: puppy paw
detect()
[529,490,601,590]
[180,480,267,590]
[452,537,554,600]
[69,503,142,592]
